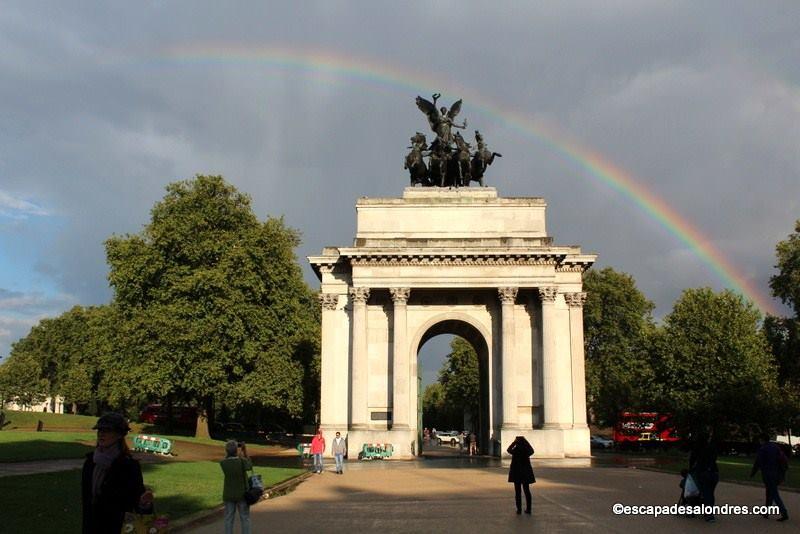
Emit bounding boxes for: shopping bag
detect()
[683,474,700,498]
[249,473,264,491]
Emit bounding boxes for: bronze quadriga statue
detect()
[404,94,501,187]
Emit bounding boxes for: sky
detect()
[1,2,799,377]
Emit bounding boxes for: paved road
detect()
[192,458,797,533]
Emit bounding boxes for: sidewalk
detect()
[192,460,797,533]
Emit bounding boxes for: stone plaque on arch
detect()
[309,187,595,459]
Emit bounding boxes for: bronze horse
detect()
[404,133,429,186]
[467,130,502,187]
[448,132,472,187]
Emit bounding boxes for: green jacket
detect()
[220,456,252,502]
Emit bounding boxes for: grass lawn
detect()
[641,453,800,490]
[0,431,95,462]
[165,434,284,453]
[1,410,111,432]
[0,429,286,463]
[0,461,304,533]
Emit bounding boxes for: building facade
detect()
[309,188,595,458]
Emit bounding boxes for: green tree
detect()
[0,352,48,408]
[770,219,800,315]
[50,306,116,415]
[583,267,657,426]
[421,382,448,429]
[0,305,121,415]
[764,220,800,437]
[438,337,479,423]
[105,175,319,437]
[653,288,780,438]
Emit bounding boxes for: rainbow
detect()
[161,44,778,315]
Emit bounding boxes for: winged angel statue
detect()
[405,93,501,187]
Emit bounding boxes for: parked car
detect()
[436,430,462,447]
[590,435,613,449]
[138,404,196,428]
[258,424,293,445]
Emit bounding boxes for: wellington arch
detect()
[309,187,596,458]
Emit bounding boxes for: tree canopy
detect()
[0,175,320,437]
[770,219,800,316]
[105,175,319,435]
[438,337,480,419]
[652,288,779,438]
[764,219,800,435]
[583,267,657,426]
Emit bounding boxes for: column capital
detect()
[564,292,587,308]
[318,293,339,311]
[348,287,370,304]
[389,287,411,305]
[538,286,558,303]
[497,287,518,304]
[318,264,336,275]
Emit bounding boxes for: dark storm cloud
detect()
[1,1,799,361]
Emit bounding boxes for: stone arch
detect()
[411,312,493,455]
[410,311,492,360]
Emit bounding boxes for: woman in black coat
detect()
[81,413,153,534]
[507,436,536,514]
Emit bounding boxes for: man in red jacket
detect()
[311,429,326,474]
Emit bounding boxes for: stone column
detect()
[390,288,411,429]
[565,292,588,428]
[349,287,370,430]
[539,286,564,429]
[498,287,518,429]
[318,293,341,431]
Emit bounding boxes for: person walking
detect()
[689,433,719,522]
[311,428,326,474]
[332,432,346,474]
[750,434,790,521]
[220,440,252,534]
[81,413,153,534]
[507,436,535,515]
[469,432,477,456]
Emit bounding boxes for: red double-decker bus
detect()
[613,412,680,448]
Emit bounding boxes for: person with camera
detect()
[220,440,252,534]
[81,412,153,534]
[507,435,535,515]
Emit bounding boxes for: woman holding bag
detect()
[81,412,153,534]
[220,440,252,534]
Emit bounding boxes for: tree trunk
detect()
[72,403,77,415]
[166,395,174,434]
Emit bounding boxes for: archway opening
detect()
[416,320,490,457]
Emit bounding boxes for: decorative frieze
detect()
[555,262,591,273]
[318,293,339,311]
[497,287,519,304]
[389,287,411,305]
[348,287,371,304]
[563,292,587,308]
[349,254,559,266]
[538,286,558,303]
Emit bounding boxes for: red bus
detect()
[613,412,680,447]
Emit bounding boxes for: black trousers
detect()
[514,482,532,512]
[764,478,788,517]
